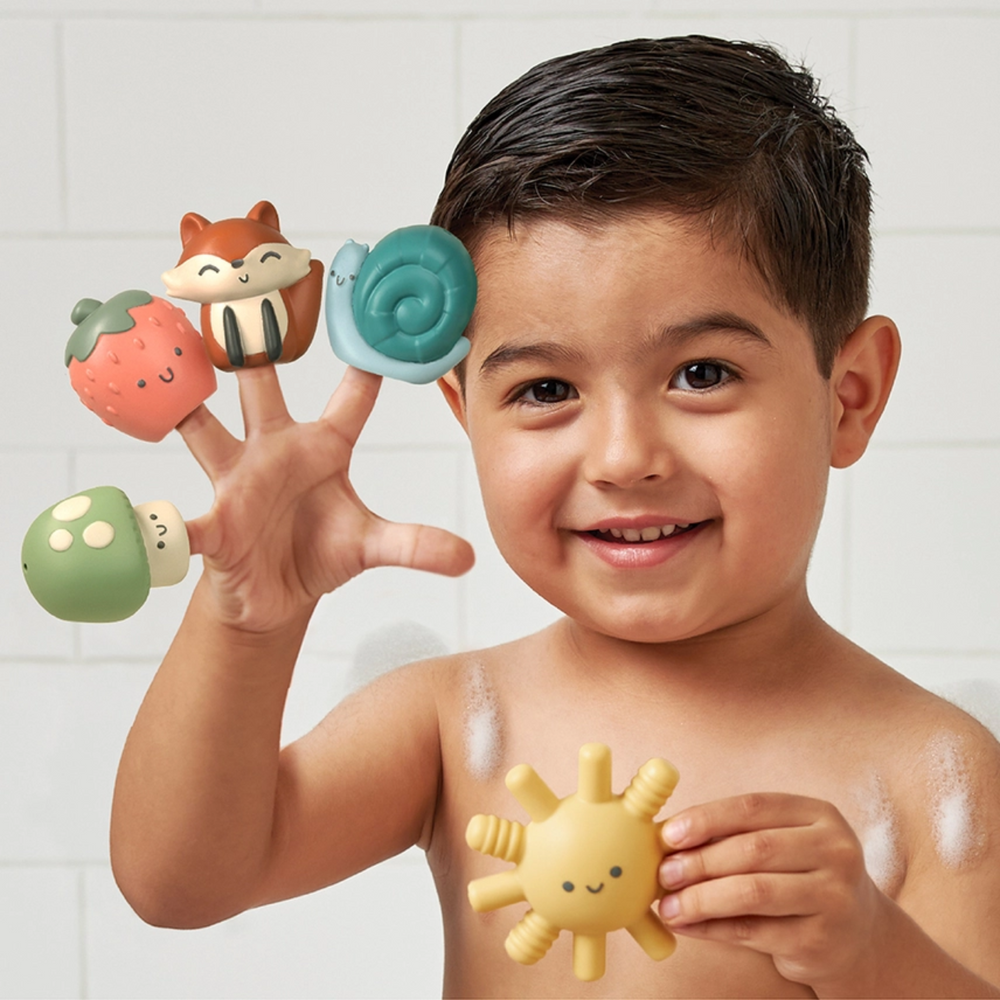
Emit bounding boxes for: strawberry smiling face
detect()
[66,291,217,442]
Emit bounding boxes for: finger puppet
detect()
[65,291,216,442]
[162,200,324,371]
[22,486,189,622]
[466,743,679,982]
[326,225,475,384]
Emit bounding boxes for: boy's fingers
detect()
[660,826,818,890]
[659,871,823,929]
[364,520,475,578]
[237,364,291,433]
[182,512,218,558]
[320,366,384,448]
[176,403,241,479]
[662,793,827,850]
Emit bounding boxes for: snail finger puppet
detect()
[466,743,679,982]
[66,290,217,442]
[326,225,476,384]
[162,200,324,371]
[22,486,189,622]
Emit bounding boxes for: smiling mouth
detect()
[586,883,604,894]
[588,522,704,543]
[158,367,175,383]
[239,274,250,283]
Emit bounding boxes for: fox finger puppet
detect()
[162,200,324,371]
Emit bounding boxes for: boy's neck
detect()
[559,587,841,708]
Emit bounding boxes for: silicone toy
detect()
[65,291,216,442]
[21,486,189,622]
[162,200,324,371]
[466,743,679,982]
[326,225,475,384]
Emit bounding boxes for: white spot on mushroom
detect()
[48,529,74,552]
[83,520,115,549]
[52,495,92,522]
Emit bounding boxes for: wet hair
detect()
[431,35,871,378]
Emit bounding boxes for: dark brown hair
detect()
[431,35,871,377]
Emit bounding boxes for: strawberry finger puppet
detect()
[161,200,324,371]
[66,290,217,442]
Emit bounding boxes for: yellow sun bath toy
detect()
[466,743,680,981]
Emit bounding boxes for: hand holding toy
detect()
[467,743,679,981]
[66,291,216,442]
[326,225,475,384]
[22,486,189,622]
[162,201,324,371]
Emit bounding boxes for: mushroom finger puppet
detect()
[66,290,216,442]
[466,743,680,982]
[21,486,190,622]
[326,225,476,384]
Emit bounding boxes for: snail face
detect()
[440,211,840,647]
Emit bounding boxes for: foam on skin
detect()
[925,732,983,869]
[464,661,503,781]
[858,773,903,894]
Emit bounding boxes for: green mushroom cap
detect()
[21,486,151,622]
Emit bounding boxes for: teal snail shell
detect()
[326,225,475,384]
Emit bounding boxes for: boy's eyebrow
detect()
[477,313,773,381]
[478,341,587,380]
[647,312,774,352]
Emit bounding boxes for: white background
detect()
[1,1,998,996]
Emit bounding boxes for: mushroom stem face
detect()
[133,501,190,587]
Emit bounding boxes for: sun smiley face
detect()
[466,743,680,981]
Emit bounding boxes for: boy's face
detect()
[442,211,840,645]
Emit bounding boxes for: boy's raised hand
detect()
[657,793,885,992]
[177,364,474,633]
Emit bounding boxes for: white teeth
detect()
[597,522,698,541]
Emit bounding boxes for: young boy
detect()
[110,37,1000,997]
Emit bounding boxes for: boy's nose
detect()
[582,401,674,488]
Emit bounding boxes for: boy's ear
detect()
[829,315,901,469]
[437,372,468,433]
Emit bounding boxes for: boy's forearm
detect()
[813,895,1000,999]
[110,573,314,929]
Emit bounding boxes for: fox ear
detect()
[179,212,209,247]
[247,200,280,231]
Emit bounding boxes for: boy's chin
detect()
[555,600,721,647]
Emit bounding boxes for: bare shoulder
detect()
[867,668,1000,984]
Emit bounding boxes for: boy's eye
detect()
[519,379,576,405]
[671,361,733,392]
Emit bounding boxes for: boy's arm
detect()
[110,365,471,928]
[657,739,1000,998]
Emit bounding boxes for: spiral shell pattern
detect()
[352,225,477,364]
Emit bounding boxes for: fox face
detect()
[162,242,312,304]
[161,201,324,371]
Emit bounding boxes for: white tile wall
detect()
[2,5,998,998]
